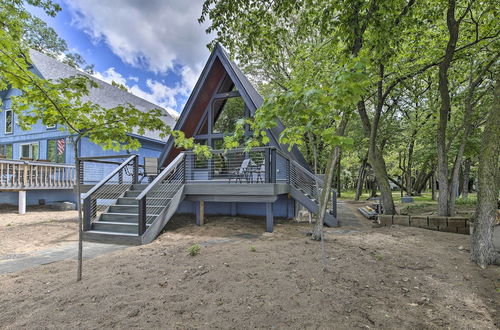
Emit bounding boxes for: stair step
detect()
[124,190,142,197]
[83,230,141,245]
[131,184,148,190]
[100,212,138,222]
[109,204,165,214]
[116,197,172,205]
[92,221,151,234]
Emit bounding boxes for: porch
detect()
[0,159,76,214]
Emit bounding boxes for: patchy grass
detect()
[339,190,477,216]
[187,244,201,256]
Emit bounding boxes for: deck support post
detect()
[18,190,26,215]
[265,202,273,233]
[196,200,205,226]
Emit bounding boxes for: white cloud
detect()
[93,66,191,118]
[62,0,211,74]
[92,67,127,86]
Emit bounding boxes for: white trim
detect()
[19,141,39,159]
[4,109,13,134]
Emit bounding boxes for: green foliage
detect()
[187,244,201,256]
[201,0,499,217]
[0,0,206,158]
[249,246,256,252]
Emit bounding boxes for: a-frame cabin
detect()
[82,44,337,245]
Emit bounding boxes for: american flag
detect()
[57,139,65,155]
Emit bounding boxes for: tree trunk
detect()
[437,0,459,216]
[311,147,339,241]
[431,171,436,201]
[470,74,500,268]
[406,134,416,196]
[355,156,368,201]
[74,135,83,282]
[336,152,341,197]
[369,149,395,213]
[311,117,348,240]
[448,61,486,216]
[462,158,471,198]
[357,97,396,214]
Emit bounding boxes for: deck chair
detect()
[229,158,251,183]
[255,163,266,183]
[143,157,159,183]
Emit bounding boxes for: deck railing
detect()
[184,147,279,184]
[0,159,76,190]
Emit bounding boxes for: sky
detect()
[30,0,213,118]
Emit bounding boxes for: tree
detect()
[0,0,204,280]
[470,72,499,268]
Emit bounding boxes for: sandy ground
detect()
[0,205,78,258]
[0,214,498,329]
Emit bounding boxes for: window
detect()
[5,109,13,134]
[19,142,39,159]
[46,124,56,129]
[47,139,66,163]
[212,97,245,134]
[0,144,12,159]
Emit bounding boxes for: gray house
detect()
[82,44,337,245]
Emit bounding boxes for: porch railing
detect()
[0,159,75,189]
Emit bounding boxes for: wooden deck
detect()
[0,159,75,191]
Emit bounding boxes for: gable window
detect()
[4,109,13,134]
[0,144,13,159]
[47,139,66,163]
[19,142,39,160]
[212,97,245,134]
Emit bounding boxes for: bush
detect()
[187,244,201,256]
[249,246,256,252]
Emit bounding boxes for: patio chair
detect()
[143,157,159,183]
[229,158,251,183]
[254,163,266,183]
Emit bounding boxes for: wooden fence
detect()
[0,159,76,190]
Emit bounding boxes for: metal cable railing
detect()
[184,147,269,183]
[82,155,139,231]
[136,153,185,234]
[78,155,145,185]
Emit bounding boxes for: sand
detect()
[0,205,78,257]
[0,214,498,329]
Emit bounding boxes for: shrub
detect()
[249,246,256,252]
[187,244,201,256]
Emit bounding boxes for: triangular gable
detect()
[159,44,309,169]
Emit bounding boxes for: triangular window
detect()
[212,97,245,134]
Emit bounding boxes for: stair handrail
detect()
[135,153,185,201]
[82,154,138,231]
[82,154,138,199]
[136,152,185,235]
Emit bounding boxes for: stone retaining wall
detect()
[378,215,470,235]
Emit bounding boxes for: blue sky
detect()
[30,0,213,117]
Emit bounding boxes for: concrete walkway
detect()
[0,242,128,275]
[336,201,371,228]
